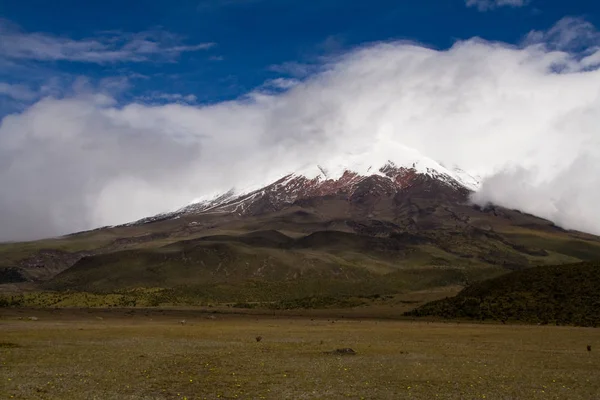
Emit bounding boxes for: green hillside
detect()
[407,261,600,327]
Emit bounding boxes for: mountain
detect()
[181,160,478,216]
[2,155,600,311]
[134,150,480,223]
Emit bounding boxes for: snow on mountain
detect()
[127,143,481,225]
[174,144,480,216]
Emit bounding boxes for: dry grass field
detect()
[1,309,598,400]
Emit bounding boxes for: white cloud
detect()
[2,18,600,240]
[261,78,300,91]
[0,82,37,101]
[525,17,600,51]
[472,158,600,236]
[136,93,198,103]
[0,19,215,64]
[466,0,527,12]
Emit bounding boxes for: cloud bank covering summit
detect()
[0,0,600,241]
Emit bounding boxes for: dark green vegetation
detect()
[2,175,600,318]
[1,310,599,400]
[408,261,600,327]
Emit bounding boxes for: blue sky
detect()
[1,0,598,113]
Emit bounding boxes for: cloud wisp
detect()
[466,0,527,12]
[0,19,215,64]
[1,18,600,241]
[0,82,37,101]
[136,92,198,104]
[525,17,600,52]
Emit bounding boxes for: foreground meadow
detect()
[1,309,598,399]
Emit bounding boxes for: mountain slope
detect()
[406,261,600,327]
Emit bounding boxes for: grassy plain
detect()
[1,309,598,400]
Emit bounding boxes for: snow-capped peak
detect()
[283,143,480,191]
[171,143,481,218]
